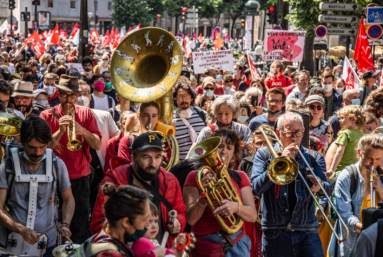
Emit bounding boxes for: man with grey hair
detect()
[286,98,301,111]
[286,72,309,101]
[252,111,331,257]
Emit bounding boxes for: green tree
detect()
[112,0,153,28]
[195,0,226,28]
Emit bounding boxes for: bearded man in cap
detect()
[90,133,186,247]
[40,74,102,244]
[12,81,41,117]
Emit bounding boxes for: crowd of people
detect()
[0,30,382,257]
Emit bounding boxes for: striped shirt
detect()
[173,107,206,160]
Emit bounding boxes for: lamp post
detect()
[243,0,260,50]
[79,0,89,62]
[88,12,93,31]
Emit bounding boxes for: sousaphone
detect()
[111,27,182,170]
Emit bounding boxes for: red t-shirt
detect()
[184,170,251,237]
[265,74,293,89]
[40,104,102,180]
[233,76,242,91]
[195,84,224,95]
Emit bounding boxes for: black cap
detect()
[132,133,163,152]
[363,70,378,80]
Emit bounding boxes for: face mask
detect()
[35,99,49,107]
[45,85,56,95]
[200,77,205,82]
[75,96,90,107]
[204,89,214,97]
[124,224,147,242]
[25,75,32,81]
[267,109,283,117]
[270,68,276,74]
[94,81,105,92]
[335,87,344,93]
[102,61,108,66]
[23,152,46,164]
[323,84,333,92]
[225,86,231,92]
[216,75,222,81]
[104,82,112,90]
[335,72,340,76]
[179,108,193,119]
[241,62,245,65]
[46,59,51,65]
[237,115,249,123]
[351,99,361,106]
[233,70,238,75]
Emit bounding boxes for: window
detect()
[70,0,77,9]
[47,0,53,8]
[108,2,112,11]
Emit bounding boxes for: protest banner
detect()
[67,63,84,73]
[24,32,46,59]
[192,50,233,74]
[263,30,306,62]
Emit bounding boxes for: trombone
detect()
[260,127,349,243]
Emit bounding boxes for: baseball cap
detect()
[132,133,163,152]
[363,70,378,80]
[305,95,325,105]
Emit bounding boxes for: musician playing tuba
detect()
[183,129,257,257]
[252,112,331,257]
[0,116,74,256]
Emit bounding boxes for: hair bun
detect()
[102,183,117,197]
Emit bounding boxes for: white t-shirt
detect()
[99,65,109,74]
[92,94,115,111]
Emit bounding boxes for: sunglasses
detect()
[308,105,323,111]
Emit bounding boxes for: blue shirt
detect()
[249,113,275,132]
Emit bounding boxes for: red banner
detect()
[24,32,46,58]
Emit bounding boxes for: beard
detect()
[16,103,33,114]
[134,158,161,181]
[179,101,190,110]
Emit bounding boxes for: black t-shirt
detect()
[104,88,117,104]
[199,95,217,109]
[21,48,34,62]
[238,81,249,92]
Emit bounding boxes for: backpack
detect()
[376,218,383,257]
[90,95,113,109]
[65,234,118,257]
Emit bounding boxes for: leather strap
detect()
[218,228,245,247]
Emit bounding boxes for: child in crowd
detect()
[327,105,366,178]
[131,201,187,257]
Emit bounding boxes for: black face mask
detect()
[46,60,51,65]
[25,75,32,81]
[216,120,232,130]
[267,109,283,117]
[135,161,161,182]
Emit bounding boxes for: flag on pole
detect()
[113,28,120,49]
[199,33,203,41]
[126,24,141,35]
[184,36,192,57]
[247,51,261,79]
[354,18,375,73]
[0,20,9,34]
[71,23,79,38]
[342,56,360,90]
[380,69,383,87]
[72,28,80,45]
[214,32,223,51]
[59,29,68,38]
[24,32,46,58]
[102,30,110,46]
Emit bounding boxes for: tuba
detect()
[110,27,181,169]
[189,137,244,234]
[0,113,23,162]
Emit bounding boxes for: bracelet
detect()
[197,198,207,207]
[236,202,241,214]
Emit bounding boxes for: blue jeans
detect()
[262,230,324,257]
[200,230,251,257]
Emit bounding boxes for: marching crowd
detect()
[0,30,382,257]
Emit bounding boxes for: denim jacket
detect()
[327,162,383,257]
[251,144,331,231]
[324,89,343,120]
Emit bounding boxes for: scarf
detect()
[244,78,251,85]
[48,90,59,104]
[178,108,198,142]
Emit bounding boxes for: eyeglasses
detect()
[79,92,89,97]
[308,105,323,111]
[59,92,78,99]
[255,141,266,147]
[267,99,283,104]
[14,98,30,103]
[177,94,191,99]
[281,130,304,138]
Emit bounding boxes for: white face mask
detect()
[45,85,56,95]
[102,61,108,66]
[179,108,193,119]
[75,95,90,107]
[335,87,344,93]
[323,84,333,92]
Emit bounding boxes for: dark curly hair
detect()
[0,80,13,96]
[211,129,243,169]
[172,81,196,107]
[366,89,383,119]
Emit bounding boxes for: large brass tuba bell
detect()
[189,137,244,234]
[110,27,182,169]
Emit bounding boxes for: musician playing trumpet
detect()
[252,112,331,257]
[328,134,383,257]
[183,129,256,257]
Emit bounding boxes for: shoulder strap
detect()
[128,135,135,150]
[228,169,241,187]
[346,164,358,198]
[114,135,119,156]
[50,109,60,120]
[308,149,316,168]
[193,106,206,125]
[90,96,94,109]
[110,108,115,119]
[376,218,383,257]
[361,87,367,106]
[107,96,113,108]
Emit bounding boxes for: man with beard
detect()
[12,81,41,117]
[90,133,187,247]
[81,56,94,82]
[173,82,206,161]
[21,66,33,82]
[40,74,101,244]
[286,72,309,101]
[249,87,286,132]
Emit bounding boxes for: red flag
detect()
[214,32,223,51]
[380,68,383,87]
[354,18,375,73]
[113,29,120,49]
[93,29,100,42]
[199,33,203,41]
[47,25,60,45]
[247,51,261,79]
[24,32,46,58]
[102,30,110,46]
[341,56,360,90]
[110,27,115,43]
[184,39,192,57]
[71,23,79,38]
[59,29,68,38]
[128,27,132,32]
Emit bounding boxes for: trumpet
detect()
[371,166,376,208]
[260,127,349,243]
[66,103,82,151]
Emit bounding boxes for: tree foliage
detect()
[112,0,153,28]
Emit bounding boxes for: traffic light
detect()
[266,5,278,24]
[32,0,40,5]
[182,7,187,21]
[241,19,245,27]
[9,0,15,10]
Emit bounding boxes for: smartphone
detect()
[251,95,258,107]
